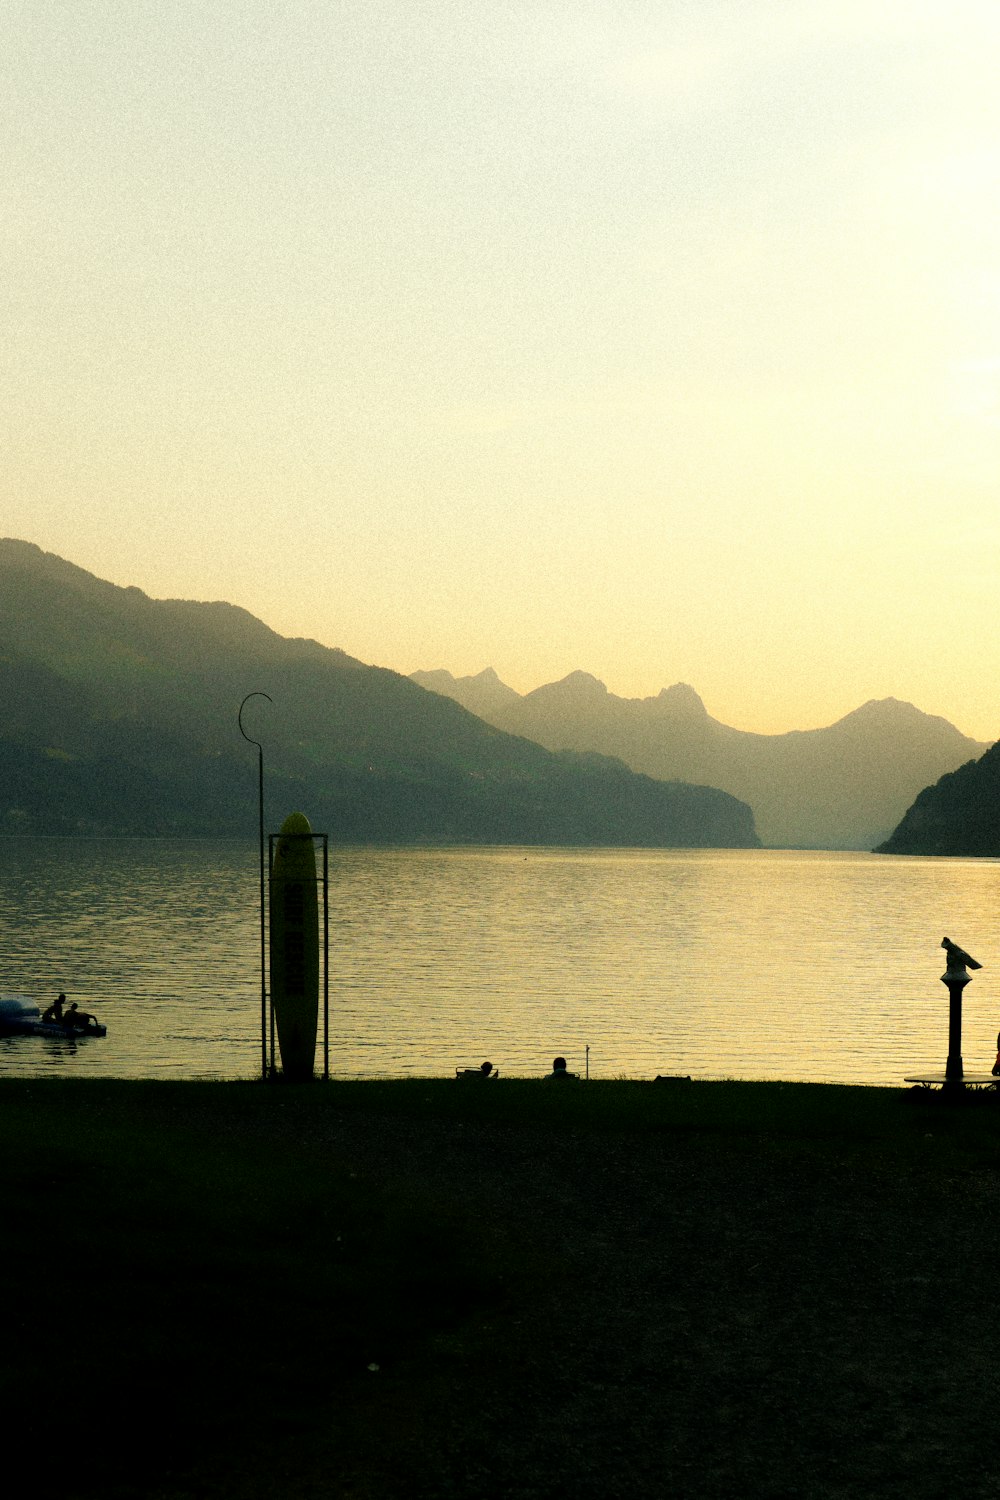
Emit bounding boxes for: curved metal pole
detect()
[239,692,272,1082]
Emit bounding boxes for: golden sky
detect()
[4,2,999,738]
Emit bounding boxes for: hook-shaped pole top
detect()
[239,691,273,749]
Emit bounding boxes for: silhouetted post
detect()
[322,836,329,1081]
[239,692,273,1082]
[941,936,982,1089]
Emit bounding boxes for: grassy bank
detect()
[4,1077,1000,1499]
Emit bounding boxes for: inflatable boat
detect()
[0,995,107,1039]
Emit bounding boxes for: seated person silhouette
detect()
[64,1001,98,1032]
[41,993,66,1025]
[456,1060,498,1079]
[546,1055,579,1080]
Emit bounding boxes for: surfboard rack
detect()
[267,829,329,1082]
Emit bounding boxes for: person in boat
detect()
[456,1061,498,1079]
[41,993,66,1025]
[64,1000,99,1032]
[546,1056,579,1080]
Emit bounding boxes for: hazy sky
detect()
[4,2,999,737]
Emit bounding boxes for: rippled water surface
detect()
[1,840,998,1084]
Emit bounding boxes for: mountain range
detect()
[410,668,990,850]
[0,540,758,846]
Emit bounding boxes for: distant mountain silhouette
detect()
[411,667,521,722]
[0,540,759,846]
[876,742,1000,856]
[411,668,989,849]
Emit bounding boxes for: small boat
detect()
[0,995,107,1039]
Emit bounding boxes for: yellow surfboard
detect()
[269,812,319,1082]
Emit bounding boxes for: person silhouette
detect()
[456,1061,498,1079]
[41,993,66,1025]
[546,1056,579,1080]
[64,1001,99,1032]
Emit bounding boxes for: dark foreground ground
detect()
[4,1076,1000,1499]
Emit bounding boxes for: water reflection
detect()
[0,840,997,1085]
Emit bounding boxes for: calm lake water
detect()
[1,840,998,1086]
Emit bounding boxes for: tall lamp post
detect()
[239,692,272,1082]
